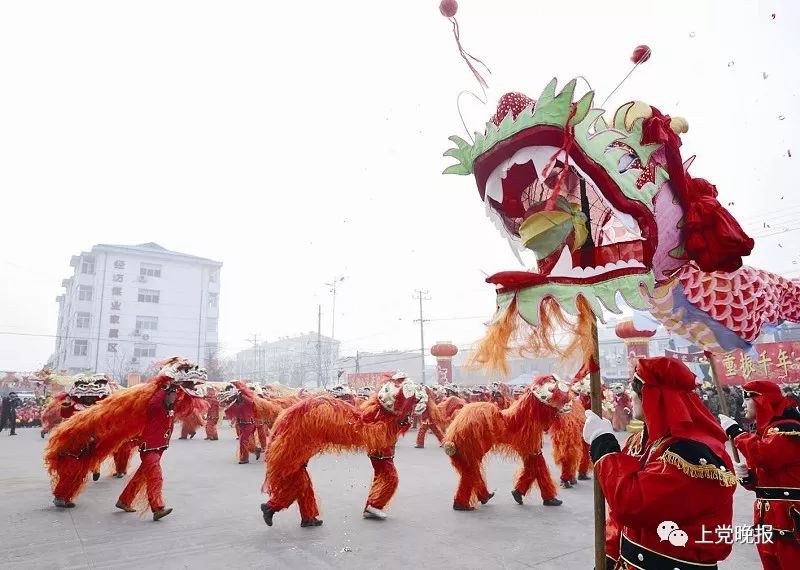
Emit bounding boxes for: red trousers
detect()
[256,424,268,449]
[266,465,320,521]
[238,423,257,462]
[579,441,592,476]
[451,455,492,508]
[205,417,218,440]
[119,450,165,512]
[113,441,138,475]
[366,449,399,510]
[514,451,557,501]
[52,457,87,502]
[757,537,800,570]
[415,422,444,447]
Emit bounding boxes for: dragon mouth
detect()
[474,126,655,287]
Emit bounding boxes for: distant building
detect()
[235,333,340,387]
[53,243,222,379]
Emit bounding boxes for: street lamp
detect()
[324,276,346,340]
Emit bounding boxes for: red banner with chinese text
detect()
[707,341,800,385]
[347,372,393,389]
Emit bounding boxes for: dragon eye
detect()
[617,152,638,173]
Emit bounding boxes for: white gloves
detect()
[583,410,614,444]
[718,414,738,431]
[733,461,749,479]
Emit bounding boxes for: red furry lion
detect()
[442,375,573,510]
[260,374,426,527]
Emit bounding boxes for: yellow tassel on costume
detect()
[659,450,738,487]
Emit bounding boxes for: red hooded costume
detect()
[725,379,800,569]
[591,357,736,569]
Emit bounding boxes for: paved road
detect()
[1,426,761,569]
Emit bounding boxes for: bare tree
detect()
[105,349,142,386]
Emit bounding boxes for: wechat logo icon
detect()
[657,521,689,547]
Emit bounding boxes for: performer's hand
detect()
[733,460,749,479]
[583,410,613,444]
[718,414,738,431]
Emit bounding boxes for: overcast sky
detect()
[1,0,797,372]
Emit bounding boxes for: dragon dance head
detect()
[445,79,754,370]
[158,357,207,397]
[376,373,427,416]
[218,382,243,406]
[68,373,112,406]
[529,374,573,413]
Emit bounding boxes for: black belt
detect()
[755,487,800,501]
[620,535,717,570]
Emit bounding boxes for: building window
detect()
[111,301,122,310]
[114,260,126,270]
[76,312,91,328]
[112,273,124,283]
[73,339,88,356]
[136,316,158,331]
[209,270,219,283]
[81,257,95,274]
[107,343,118,353]
[138,289,160,304]
[206,318,218,333]
[78,285,93,301]
[209,293,218,308]
[140,263,162,278]
[112,287,122,296]
[110,315,120,324]
[108,329,119,339]
[134,344,156,358]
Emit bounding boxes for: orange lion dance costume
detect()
[443,374,572,510]
[260,375,426,528]
[549,398,587,488]
[44,358,205,517]
[219,381,282,464]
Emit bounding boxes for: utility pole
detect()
[413,289,431,384]
[355,350,360,373]
[317,304,323,387]
[246,334,260,382]
[325,276,346,340]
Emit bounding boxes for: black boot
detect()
[511,489,524,505]
[480,492,495,505]
[300,518,323,527]
[543,498,563,507]
[578,473,591,481]
[260,503,275,526]
[452,503,475,511]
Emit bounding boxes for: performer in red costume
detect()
[571,376,593,481]
[203,385,220,440]
[585,357,736,569]
[219,382,282,463]
[610,383,633,432]
[719,380,800,569]
[115,362,207,520]
[220,383,259,463]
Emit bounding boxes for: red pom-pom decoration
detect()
[491,92,535,125]
[631,45,651,64]
[440,0,458,18]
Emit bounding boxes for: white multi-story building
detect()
[53,242,222,379]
